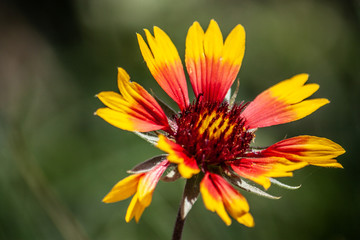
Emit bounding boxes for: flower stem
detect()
[172,205,186,240]
[172,174,202,240]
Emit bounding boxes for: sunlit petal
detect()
[102,174,141,203]
[96,68,169,132]
[157,135,200,178]
[261,135,345,167]
[200,173,231,225]
[242,74,329,129]
[185,20,245,102]
[137,28,189,110]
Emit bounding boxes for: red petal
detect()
[185,20,245,102]
[241,74,329,129]
[137,28,189,110]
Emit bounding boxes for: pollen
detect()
[173,98,254,166]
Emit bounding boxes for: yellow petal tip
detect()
[300,73,309,78]
[236,213,255,227]
[102,195,111,203]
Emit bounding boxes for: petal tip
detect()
[136,32,143,40]
[102,195,111,203]
[293,73,309,83]
[144,28,152,37]
[210,19,218,25]
[153,26,161,32]
[300,73,310,78]
[192,20,200,25]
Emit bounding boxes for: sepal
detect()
[229,79,240,108]
[224,173,280,200]
[180,173,202,219]
[161,166,182,182]
[151,91,178,118]
[270,178,301,190]
[133,131,159,145]
[127,155,167,174]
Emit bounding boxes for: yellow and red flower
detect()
[97,20,345,226]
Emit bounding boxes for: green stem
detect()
[172,204,186,240]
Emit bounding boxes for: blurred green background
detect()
[0,0,359,239]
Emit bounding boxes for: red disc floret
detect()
[173,98,254,167]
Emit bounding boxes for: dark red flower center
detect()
[172,98,254,168]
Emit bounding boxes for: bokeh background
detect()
[1,0,359,239]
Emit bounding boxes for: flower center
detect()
[173,98,254,167]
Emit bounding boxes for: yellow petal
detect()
[185,21,205,62]
[236,213,255,227]
[200,178,231,226]
[268,73,309,102]
[125,193,146,223]
[185,21,205,96]
[289,98,330,120]
[96,107,145,132]
[103,174,141,203]
[97,91,130,112]
[222,23,246,66]
[265,135,345,167]
[204,19,223,60]
[157,135,200,179]
[285,83,319,104]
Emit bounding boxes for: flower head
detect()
[96,20,345,227]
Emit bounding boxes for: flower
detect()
[96,20,345,227]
